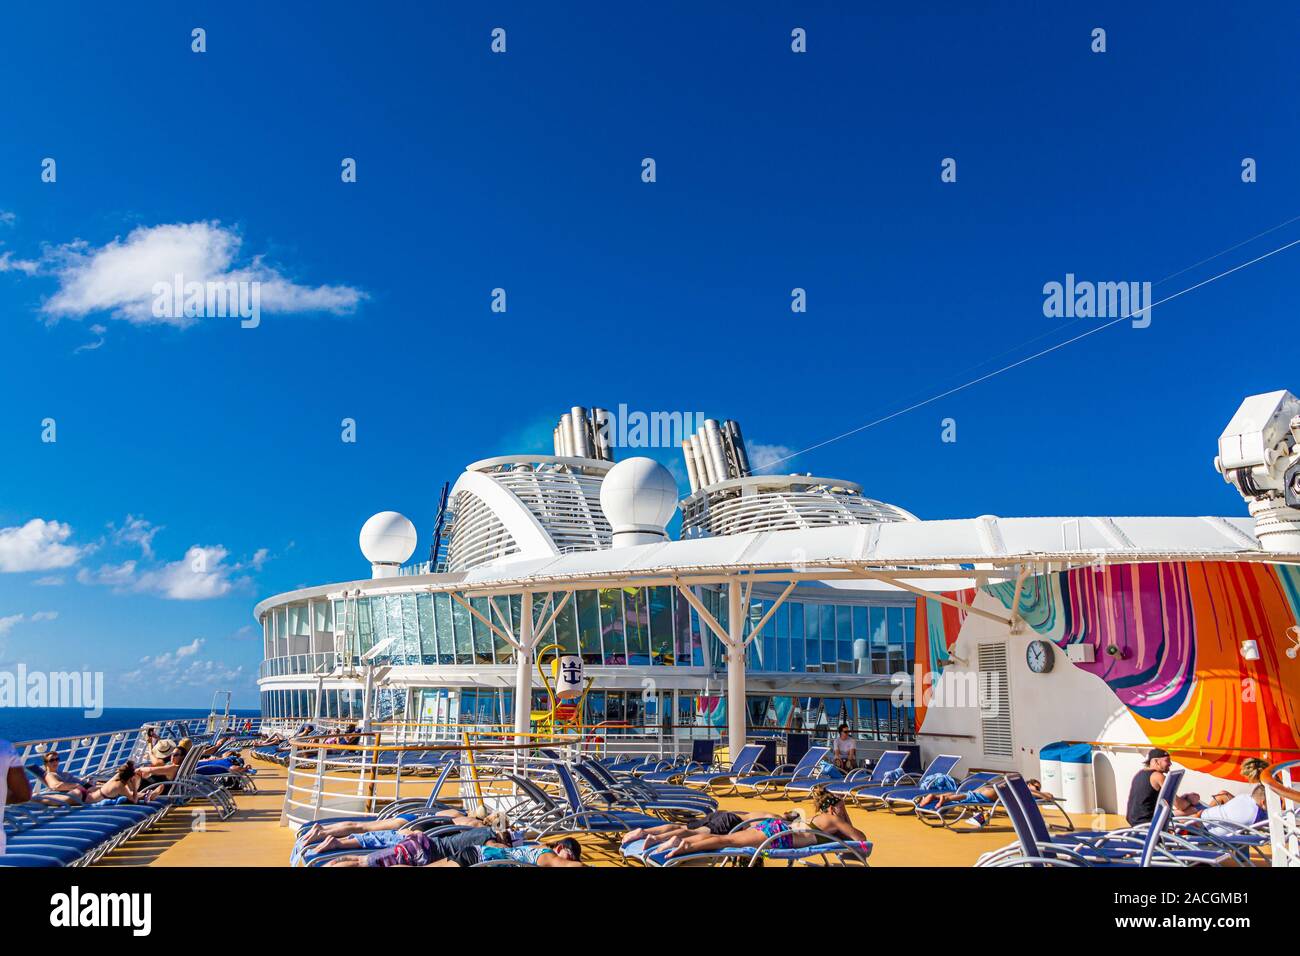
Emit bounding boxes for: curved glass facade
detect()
[258,583,919,738]
[260,585,915,675]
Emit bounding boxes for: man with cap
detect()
[1125,748,1172,826]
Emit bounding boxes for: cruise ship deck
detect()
[89,751,1133,868]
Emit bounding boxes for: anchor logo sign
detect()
[1286,626,1300,660]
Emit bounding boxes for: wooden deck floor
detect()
[96,754,1130,868]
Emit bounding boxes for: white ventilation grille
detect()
[682,484,914,537]
[977,641,1013,759]
[445,491,520,572]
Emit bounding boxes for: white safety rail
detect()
[278,732,585,830]
[1263,758,1300,867]
[13,728,150,778]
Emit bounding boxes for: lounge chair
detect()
[677,744,767,793]
[979,772,1231,867]
[623,815,871,868]
[533,765,671,838]
[851,754,962,809]
[730,747,831,798]
[883,771,1001,817]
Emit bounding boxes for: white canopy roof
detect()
[254,514,1290,616]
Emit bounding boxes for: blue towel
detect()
[919,773,958,792]
[879,769,906,786]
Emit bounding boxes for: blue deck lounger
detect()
[731,747,831,797]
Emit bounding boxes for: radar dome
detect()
[599,457,679,547]
[359,512,417,576]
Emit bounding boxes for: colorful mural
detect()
[915,561,1300,780]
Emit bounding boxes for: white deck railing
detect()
[1263,758,1300,867]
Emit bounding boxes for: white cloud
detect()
[77,560,138,587]
[0,211,15,226]
[37,221,365,326]
[0,519,86,572]
[0,251,39,275]
[0,611,58,635]
[123,637,247,687]
[748,442,797,473]
[134,545,243,600]
[74,323,107,353]
[78,540,264,601]
[33,575,65,586]
[111,514,162,558]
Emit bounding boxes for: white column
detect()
[514,590,535,742]
[360,665,375,735]
[727,580,746,759]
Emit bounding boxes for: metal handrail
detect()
[1260,758,1300,868]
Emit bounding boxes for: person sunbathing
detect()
[40,752,91,802]
[624,791,864,854]
[915,777,1042,828]
[323,826,583,867]
[661,804,866,859]
[86,763,141,804]
[299,807,506,853]
[807,786,868,841]
[620,810,753,850]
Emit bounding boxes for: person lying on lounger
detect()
[323,826,584,867]
[620,810,755,850]
[41,751,92,802]
[299,807,507,853]
[86,762,141,804]
[659,804,866,858]
[807,786,868,841]
[915,777,1043,829]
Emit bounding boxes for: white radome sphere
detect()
[359,511,417,565]
[599,457,679,535]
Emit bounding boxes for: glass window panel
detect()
[648,586,673,665]
[791,636,805,671]
[690,607,704,667]
[870,606,888,648]
[417,594,435,664]
[553,592,579,656]
[468,597,493,663]
[576,589,601,664]
[673,588,692,666]
[624,588,650,666]
[433,594,453,664]
[452,596,473,663]
[605,691,626,724]
[888,606,905,647]
[586,691,606,726]
[533,593,555,648]
[599,589,626,665]
[903,605,916,668]
[355,600,374,658]
[400,594,419,664]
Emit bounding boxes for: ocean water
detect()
[0,707,260,745]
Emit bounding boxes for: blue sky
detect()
[1,2,1297,708]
